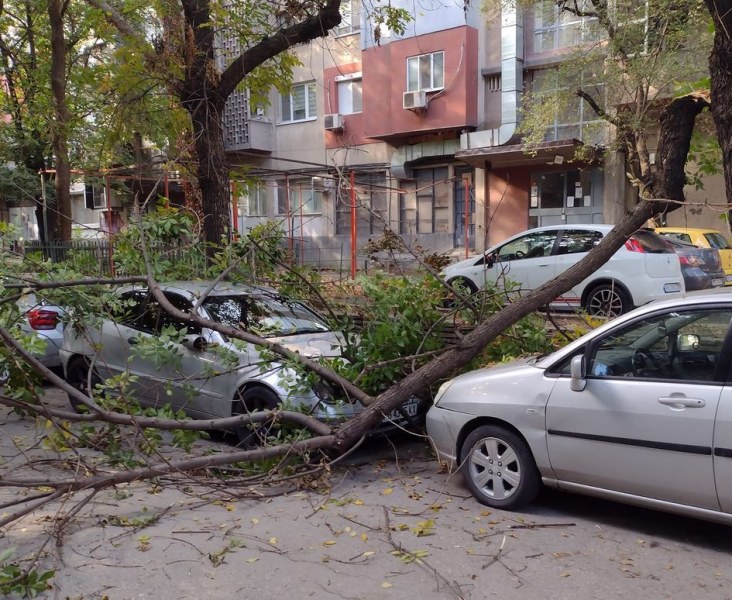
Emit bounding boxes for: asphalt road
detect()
[1,387,730,600]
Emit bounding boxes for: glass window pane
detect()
[432,53,444,88]
[419,54,431,89]
[539,173,564,209]
[281,94,292,121]
[407,57,419,91]
[351,80,362,112]
[307,83,316,118]
[292,85,306,121]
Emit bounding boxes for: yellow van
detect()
[655,227,732,284]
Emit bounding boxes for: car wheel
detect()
[233,386,281,448]
[459,425,541,509]
[65,357,101,413]
[448,277,478,294]
[584,283,631,317]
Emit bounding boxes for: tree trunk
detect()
[48,0,72,242]
[705,0,732,210]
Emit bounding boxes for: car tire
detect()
[65,357,101,413]
[583,283,632,317]
[233,386,281,448]
[459,425,541,509]
[448,277,478,294]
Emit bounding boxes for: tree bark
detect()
[705,0,732,210]
[48,0,72,241]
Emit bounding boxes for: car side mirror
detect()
[182,334,208,351]
[677,333,700,352]
[485,253,495,268]
[570,354,587,392]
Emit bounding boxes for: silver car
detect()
[61,282,371,442]
[18,293,65,368]
[426,289,732,524]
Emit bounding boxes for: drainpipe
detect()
[461,2,523,149]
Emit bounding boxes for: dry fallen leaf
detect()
[381,582,393,589]
[323,540,337,546]
[246,557,258,563]
[269,537,278,545]
[382,488,394,495]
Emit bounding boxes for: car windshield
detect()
[203,294,331,338]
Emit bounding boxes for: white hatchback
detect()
[442,225,684,316]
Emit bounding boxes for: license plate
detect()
[726,274,732,283]
[713,278,725,287]
[384,396,420,422]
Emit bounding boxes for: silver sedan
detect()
[426,289,732,524]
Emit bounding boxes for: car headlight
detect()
[433,379,455,406]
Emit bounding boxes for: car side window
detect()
[587,308,732,382]
[159,292,201,335]
[496,231,557,261]
[557,230,602,255]
[115,290,159,332]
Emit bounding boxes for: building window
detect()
[276,180,322,215]
[533,0,602,52]
[280,82,317,123]
[238,183,267,216]
[487,74,501,93]
[337,75,362,114]
[336,172,388,235]
[84,184,105,209]
[407,51,444,92]
[400,167,449,234]
[530,69,606,144]
[336,0,361,35]
[530,170,594,209]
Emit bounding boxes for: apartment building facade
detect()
[224,0,721,265]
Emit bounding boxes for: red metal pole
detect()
[231,180,239,238]
[299,185,304,266]
[105,174,115,276]
[350,170,357,278]
[285,175,293,256]
[464,177,470,259]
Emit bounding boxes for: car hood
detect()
[269,331,346,358]
[442,256,480,276]
[435,356,546,410]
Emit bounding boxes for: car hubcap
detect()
[588,289,622,317]
[468,437,521,500]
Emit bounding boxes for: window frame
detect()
[276,180,323,216]
[406,51,445,93]
[238,183,267,217]
[336,75,363,115]
[335,0,361,36]
[280,82,317,124]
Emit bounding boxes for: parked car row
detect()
[442,224,732,316]
[442,225,685,317]
[655,227,732,284]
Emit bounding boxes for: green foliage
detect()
[114,202,206,278]
[0,548,54,599]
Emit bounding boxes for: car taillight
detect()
[27,309,58,330]
[624,238,646,253]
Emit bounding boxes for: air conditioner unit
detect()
[324,113,344,131]
[403,90,428,110]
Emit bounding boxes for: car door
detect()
[552,228,603,309]
[545,306,732,510]
[489,230,558,295]
[94,289,163,407]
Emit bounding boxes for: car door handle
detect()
[657,396,706,408]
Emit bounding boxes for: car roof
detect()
[655,227,725,235]
[119,281,280,300]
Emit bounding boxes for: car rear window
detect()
[631,230,674,253]
[704,232,732,250]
